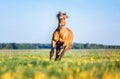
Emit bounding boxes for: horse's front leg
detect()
[59,46,67,60]
[55,45,61,61]
[50,40,56,60]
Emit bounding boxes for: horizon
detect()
[0,42,120,46]
[0,0,120,45]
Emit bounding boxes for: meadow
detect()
[0,49,120,79]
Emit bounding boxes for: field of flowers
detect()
[0,49,120,79]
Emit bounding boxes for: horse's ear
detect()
[57,11,62,18]
[66,15,69,18]
[63,12,68,18]
[59,11,62,14]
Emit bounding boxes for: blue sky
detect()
[0,0,120,45]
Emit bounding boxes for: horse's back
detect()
[66,27,73,48]
[66,27,73,40]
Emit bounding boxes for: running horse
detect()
[50,12,73,61]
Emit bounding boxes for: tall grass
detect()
[0,49,120,79]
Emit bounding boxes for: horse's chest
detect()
[58,29,68,41]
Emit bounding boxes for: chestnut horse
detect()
[50,12,73,61]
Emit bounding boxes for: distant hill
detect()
[0,43,120,49]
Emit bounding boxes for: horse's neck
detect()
[57,25,66,30]
[58,26,67,36]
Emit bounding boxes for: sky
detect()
[0,0,120,45]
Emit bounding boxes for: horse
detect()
[50,12,73,61]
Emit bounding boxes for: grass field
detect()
[0,49,120,79]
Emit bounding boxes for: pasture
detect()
[0,49,120,79]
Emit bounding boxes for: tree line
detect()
[0,43,120,49]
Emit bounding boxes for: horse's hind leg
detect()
[50,40,56,60]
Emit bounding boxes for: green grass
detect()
[0,49,120,79]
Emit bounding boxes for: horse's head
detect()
[57,12,68,27]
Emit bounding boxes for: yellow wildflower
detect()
[34,72,46,79]
[1,72,13,79]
